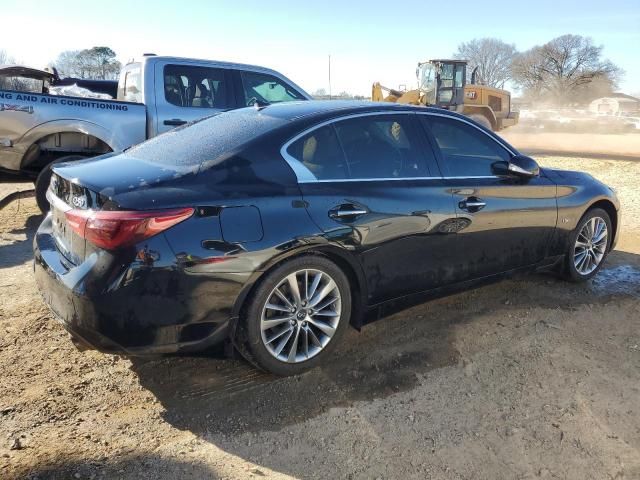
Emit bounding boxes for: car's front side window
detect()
[425,116,511,177]
[286,114,431,181]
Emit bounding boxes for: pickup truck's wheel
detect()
[564,208,612,282]
[35,155,86,213]
[239,255,351,376]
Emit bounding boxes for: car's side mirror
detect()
[492,155,540,178]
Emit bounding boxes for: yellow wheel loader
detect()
[372,59,519,131]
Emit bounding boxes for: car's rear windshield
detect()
[125,108,287,169]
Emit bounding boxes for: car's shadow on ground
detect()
[131,305,461,436]
[0,213,42,268]
[130,250,640,443]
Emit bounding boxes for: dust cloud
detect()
[501,106,640,158]
[502,129,640,159]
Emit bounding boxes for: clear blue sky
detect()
[1,0,638,96]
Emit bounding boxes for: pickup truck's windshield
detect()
[124,108,287,168]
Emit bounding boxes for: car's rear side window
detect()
[287,125,347,180]
[424,116,511,177]
[286,114,431,180]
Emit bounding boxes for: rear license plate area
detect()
[51,204,75,260]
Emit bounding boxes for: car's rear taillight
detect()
[65,208,194,250]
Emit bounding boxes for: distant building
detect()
[589,93,640,115]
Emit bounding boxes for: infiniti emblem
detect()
[71,195,87,209]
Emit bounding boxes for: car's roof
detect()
[257,100,461,122]
[248,100,519,156]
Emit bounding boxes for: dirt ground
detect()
[1,135,639,480]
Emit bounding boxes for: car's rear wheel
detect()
[564,208,612,282]
[35,155,87,213]
[239,256,351,376]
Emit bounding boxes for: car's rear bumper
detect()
[33,214,247,355]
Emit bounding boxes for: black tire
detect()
[468,114,493,131]
[563,208,612,282]
[34,155,86,213]
[238,255,352,376]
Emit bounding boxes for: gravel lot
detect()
[1,135,639,480]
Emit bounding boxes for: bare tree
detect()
[53,50,83,77]
[0,49,37,91]
[512,34,622,104]
[53,47,121,80]
[0,49,14,65]
[0,50,13,89]
[454,38,517,88]
[87,47,121,80]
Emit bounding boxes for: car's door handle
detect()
[459,197,486,212]
[329,205,368,219]
[163,119,187,126]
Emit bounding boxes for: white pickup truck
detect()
[0,55,310,210]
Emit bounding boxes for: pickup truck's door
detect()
[154,63,234,135]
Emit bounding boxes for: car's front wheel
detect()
[564,208,612,282]
[239,256,351,376]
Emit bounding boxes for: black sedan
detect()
[33,101,620,375]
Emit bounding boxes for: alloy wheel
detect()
[260,269,342,363]
[574,216,608,275]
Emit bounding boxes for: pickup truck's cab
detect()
[118,55,310,137]
[0,55,310,211]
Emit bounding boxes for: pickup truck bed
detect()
[0,55,310,212]
[0,90,146,175]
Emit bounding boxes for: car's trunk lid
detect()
[49,155,202,265]
[50,153,199,199]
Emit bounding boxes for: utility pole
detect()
[328,54,332,100]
